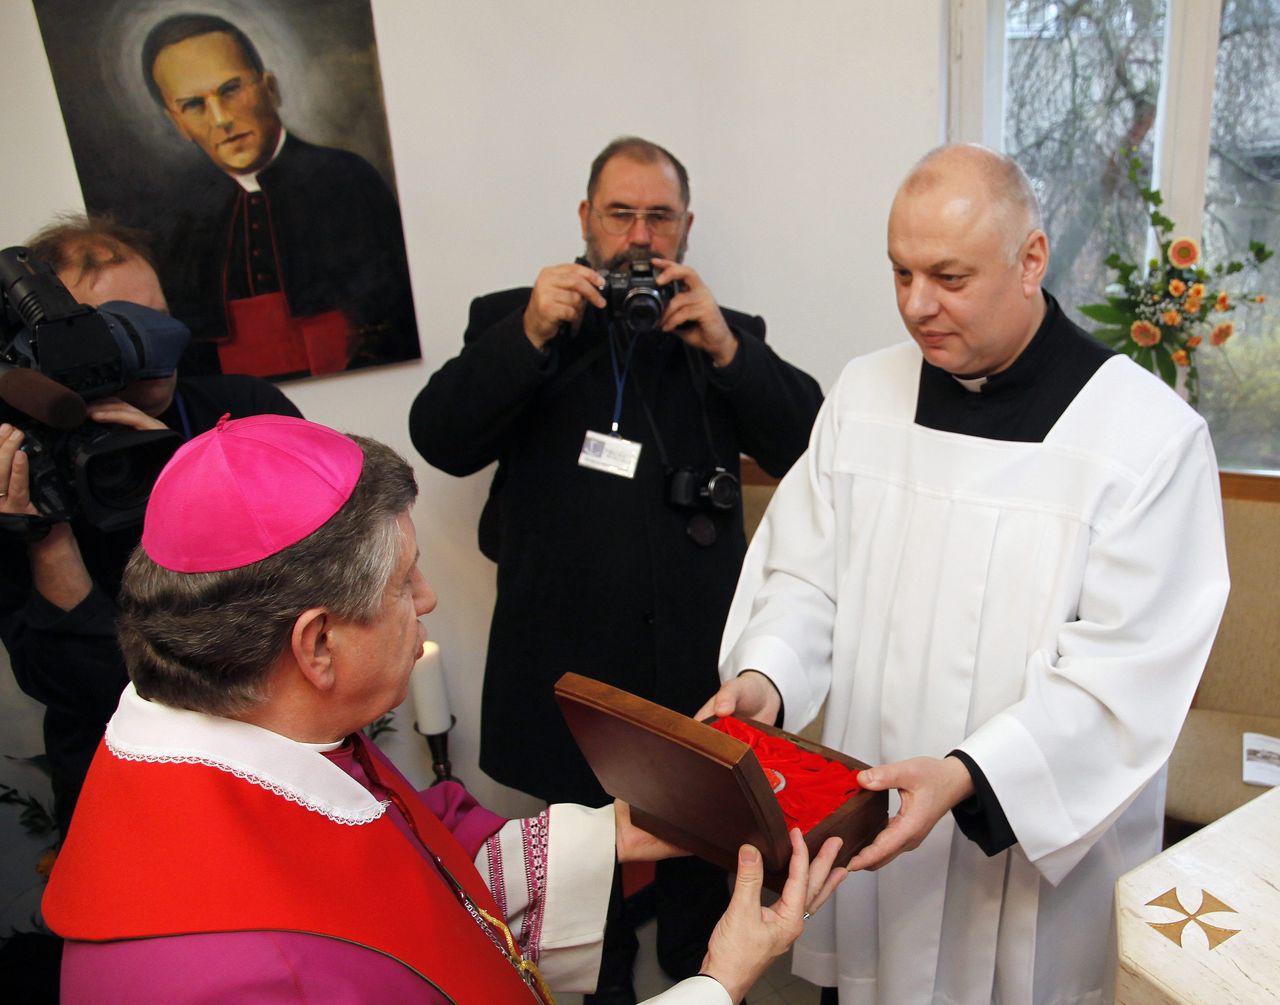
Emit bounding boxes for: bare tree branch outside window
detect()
[1003,0,1280,471]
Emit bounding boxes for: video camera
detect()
[0,246,189,533]
[601,259,677,334]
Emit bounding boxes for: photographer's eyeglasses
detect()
[594,208,686,237]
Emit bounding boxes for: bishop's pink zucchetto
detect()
[141,414,364,573]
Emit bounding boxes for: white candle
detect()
[410,640,452,735]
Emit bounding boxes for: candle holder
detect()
[417,714,457,786]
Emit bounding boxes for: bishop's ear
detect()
[291,607,336,691]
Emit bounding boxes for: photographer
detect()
[0,216,300,835]
[410,137,822,1004]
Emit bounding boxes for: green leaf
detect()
[1154,347,1177,387]
[1079,303,1132,324]
[1092,327,1129,346]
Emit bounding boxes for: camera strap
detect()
[624,341,722,474]
[682,344,727,469]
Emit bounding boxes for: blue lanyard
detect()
[606,324,640,435]
[173,389,194,440]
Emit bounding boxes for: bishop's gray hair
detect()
[119,435,417,717]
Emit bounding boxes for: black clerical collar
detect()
[971,292,1062,397]
[914,292,1114,443]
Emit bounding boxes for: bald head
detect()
[897,145,1042,263]
[886,144,1049,377]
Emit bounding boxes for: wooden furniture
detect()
[740,457,779,541]
[1165,474,1280,827]
[1115,786,1280,1003]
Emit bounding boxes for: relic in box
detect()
[554,673,887,891]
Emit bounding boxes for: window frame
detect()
[948,0,1224,249]
[947,0,1280,483]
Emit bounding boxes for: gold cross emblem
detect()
[1145,887,1241,950]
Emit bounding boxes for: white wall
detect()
[1,0,944,816]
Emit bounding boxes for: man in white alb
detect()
[701,144,1230,1005]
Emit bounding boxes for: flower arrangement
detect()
[1079,154,1272,407]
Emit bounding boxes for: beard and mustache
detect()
[586,241,687,272]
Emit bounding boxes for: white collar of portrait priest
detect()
[230,129,290,194]
[104,682,388,825]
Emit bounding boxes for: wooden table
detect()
[1115,786,1280,1003]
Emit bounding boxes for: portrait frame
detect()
[32,0,420,381]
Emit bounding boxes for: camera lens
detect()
[622,288,665,333]
[705,470,740,510]
[83,440,168,509]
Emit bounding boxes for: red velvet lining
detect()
[710,717,862,832]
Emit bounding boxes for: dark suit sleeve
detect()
[705,314,823,477]
[0,554,127,834]
[949,748,1017,856]
[408,291,557,476]
[241,378,303,420]
[173,375,303,425]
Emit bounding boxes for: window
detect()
[950,0,1280,472]
[1199,0,1280,470]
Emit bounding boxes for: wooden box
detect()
[554,673,887,891]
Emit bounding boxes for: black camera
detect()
[602,259,676,334]
[667,466,740,512]
[0,246,188,532]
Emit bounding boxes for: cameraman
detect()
[0,215,300,835]
[410,137,822,1004]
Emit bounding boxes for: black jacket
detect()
[410,290,822,803]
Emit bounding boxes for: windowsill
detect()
[1221,471,1280,502]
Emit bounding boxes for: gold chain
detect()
[475,905,557,1004]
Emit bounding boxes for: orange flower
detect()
[1185,297,1203,314]
[1161,309,1182,326]
[1188,283,1206,300]
[1256,294,1267,304]
[1210,322,1234,346]
[1168,239,1199,268]
[1168,279,1186,297]
[1215,291,1230,311]
[1171,349,1189,367]
[1187,335,1203,348]
[1130,320,1161,347]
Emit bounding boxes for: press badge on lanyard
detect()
[579,323,642,479]
[579,430,641,478]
